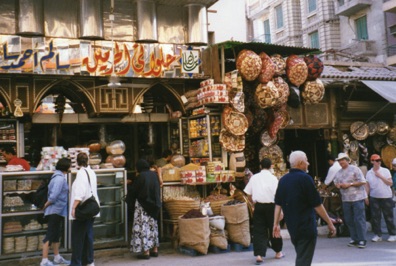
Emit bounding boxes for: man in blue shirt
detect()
[273,150,336,266]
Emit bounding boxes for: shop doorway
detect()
[283,129,328,180]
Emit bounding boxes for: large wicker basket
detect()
[207,199,231,215]
[163,199,200,220]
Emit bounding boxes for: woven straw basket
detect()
[207,199,230,215]
[163,199,200,220]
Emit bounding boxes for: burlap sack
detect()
[178,216,210,254]
[221,203,250,247]
[210,228,228,250]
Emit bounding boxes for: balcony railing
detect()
[335,0,372,16]
[251,34,271,43]
[342,39,377,56]
[387,44,396,56]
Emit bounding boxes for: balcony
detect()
[335,0,372,17]
[383,0,396,13]
[342,40,377,57]
[247,0,270,18]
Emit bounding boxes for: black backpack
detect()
[32,180,49,209]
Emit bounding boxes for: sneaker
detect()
[387,235,396,242]
[40,261,54,266]
[87,264,95,266]
[357,241,366,249]
[371,235,382,242]
[347,240,357,247]
[53,256,71,265]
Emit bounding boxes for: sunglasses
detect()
[371,160,381,162]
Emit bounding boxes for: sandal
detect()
[275,253,285,259]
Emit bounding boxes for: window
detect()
[275,5,284,29]
[263,20,271,43]
[308,0,317,13]
[309,31,319,49]
[338,0,344,6]
[355,16,368,40]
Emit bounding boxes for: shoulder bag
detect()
[75,169,100,220]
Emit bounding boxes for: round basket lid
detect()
[224,110,248,136]
[377,121,390,135]
[259,145,283,162]
[381,145,396,169]
[350,121,369,141]
[219,129,245,152]
[277,109,290,129]
[261,130,278,147]
[368,121,377,136]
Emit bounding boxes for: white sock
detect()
[54,254,62,261]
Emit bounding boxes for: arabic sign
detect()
[0,35,202,78]
[181,50,200,74]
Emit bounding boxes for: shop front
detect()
[0,0,218,260]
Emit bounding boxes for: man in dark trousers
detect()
[244,158,284,265]
[273,150,336,266]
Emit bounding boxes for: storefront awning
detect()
[362,80,396,103]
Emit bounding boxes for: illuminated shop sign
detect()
[0,35,201,77]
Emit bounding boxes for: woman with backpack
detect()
[40,158,71,266]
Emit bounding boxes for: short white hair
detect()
[289,150,307,168]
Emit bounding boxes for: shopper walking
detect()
[40,158,71,266]
[244,158,284,265]
[69,152,100,266]
[130,159,161,259]
[333,152,368,248]
[365,154,396,242]
[273,150,336,266]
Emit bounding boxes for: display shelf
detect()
[183,112,225,163]
[3,229,47,237]
[67,168,127,249]
[0,119,24,158]
[0,173,66,258]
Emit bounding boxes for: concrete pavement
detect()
[93,232,396,266]
[2,231,395,266]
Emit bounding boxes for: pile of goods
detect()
[3,221,22,234]
[88,141,102,169]
[67,147,89,169]
[36,146,68,171]
[181,209,206,219]
[221,201,251,247]
[178,213,210,254]
[105,140,126,168]
[204,194,230,216]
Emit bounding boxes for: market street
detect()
[93,232,396,266]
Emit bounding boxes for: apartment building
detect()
[246,0,396,65]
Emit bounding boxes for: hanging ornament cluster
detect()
[233,49,324,176]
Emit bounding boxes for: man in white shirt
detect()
[324,155,341,187]
[244,158,284,265]
[365,154,396,242]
